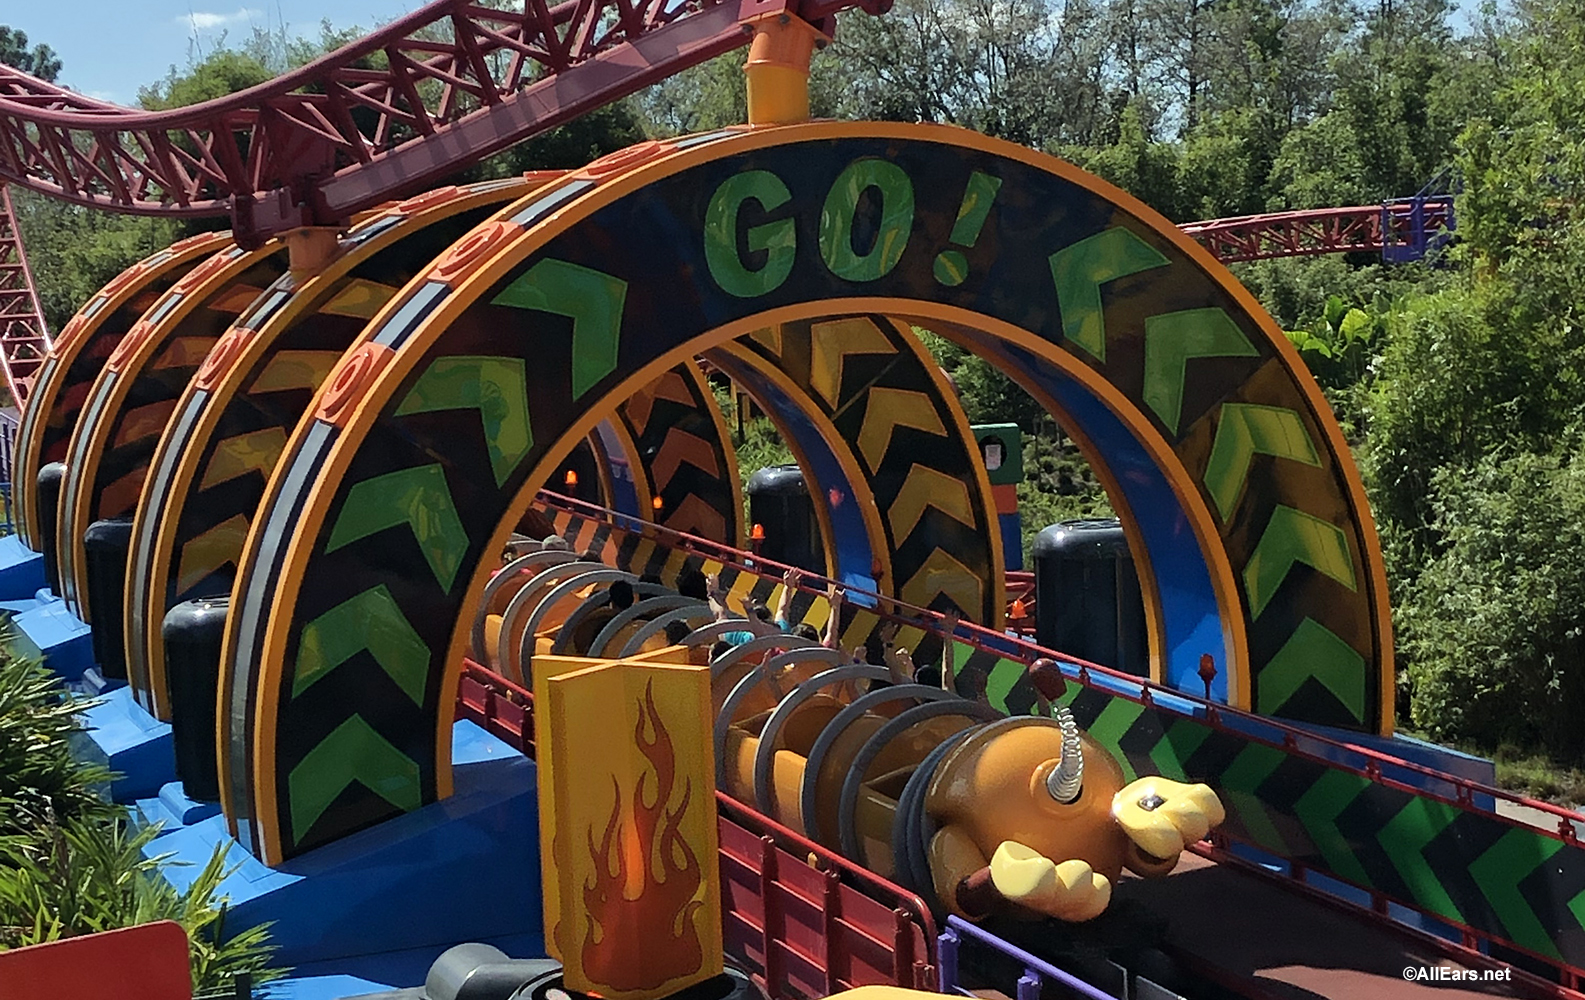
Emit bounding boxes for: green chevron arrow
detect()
[1473,828,1566,959]
[327,464,468,592]
[1048,228,1170,362]
[1149,718,1211,783]
[1259,618,1366,723]
[492,258,626,399]
[293,585,430,704]
[1378,796,1465,923]
[1204,403,1321,519]
[288,714,422,845]
[1244,506,1357,618]
[1292,768,1373,887]
[396,356,533,486]
[1142,308,1260,435]
[1220,743,1290,855]
[1085,698,1146,782]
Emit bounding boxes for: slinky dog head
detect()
[925,715,1132,884]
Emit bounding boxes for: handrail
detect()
[940,915,1119,1000]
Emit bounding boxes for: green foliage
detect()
[0,26,60,81]
[137,50,275,110]
[0,641,278,991]
[1396,448,1585,760]
[0,645,114,835]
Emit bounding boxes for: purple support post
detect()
[938,928,960,993]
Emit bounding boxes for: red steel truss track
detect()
[0,185,49,411]
[0,0,883,248]
[1180,200,1455,263]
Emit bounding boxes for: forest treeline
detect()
[7,0,1585,776]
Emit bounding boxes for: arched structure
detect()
[215,122,1391,864]
[610,361,744,546]
[709,314,1001,622]
[123,178,540,719]
[13,232,229,550]
[57,241,289,621]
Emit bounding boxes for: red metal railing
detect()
[455,658,938,995]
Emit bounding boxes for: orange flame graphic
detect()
[582,680,705,990]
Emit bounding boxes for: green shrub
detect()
[1396,447,1585,761]
[0,639,280,991]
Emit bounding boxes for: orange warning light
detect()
[565,469,579,488]
[751,523,766,541]
[652,495,665,510]
[1010,598,1028,619]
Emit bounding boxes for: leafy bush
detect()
[1396,447,1585,761]
[0,640,280,991]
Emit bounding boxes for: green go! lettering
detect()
[704,170,797,298]
[820,158,915,282]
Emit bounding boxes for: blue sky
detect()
[11,0,1488,108]
[7,2,419,105]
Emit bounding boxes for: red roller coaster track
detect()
[1180,199,1455,263]
[0,0,882,247]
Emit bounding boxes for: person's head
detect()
[664,620,693,645]
[709,640,732,662]
[608,579,635,610]
[639,572,663,586]
[580,548,604,565]
[792,622,819,642]
[542,534,570,551]
[750,601,772,623]
[677,568,708,600]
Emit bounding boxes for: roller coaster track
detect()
[0,185,47,410]
[0,0,884,247]
[1180,199,1456,264]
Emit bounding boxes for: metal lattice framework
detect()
[0,185,49,411]
[0,0,880,248]
[1180,199,1455,264]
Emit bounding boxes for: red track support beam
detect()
[0,184,50,413]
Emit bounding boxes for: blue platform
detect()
[70,684,175,802]
[10,591,94,679]
[0,534,46,600]
[145,720,544,969]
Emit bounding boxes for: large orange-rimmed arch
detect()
[217,121,1392,864]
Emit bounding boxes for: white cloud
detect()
[178,8,261,31]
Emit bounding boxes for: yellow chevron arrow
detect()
[249,350,342,394]
[887,464,976,540]
[857,388,947,472]
[651,428,721,486]
[151,336,219,371]
[746,325,782,356]
[810,317,895,407]
[319,279,398,319]
[622,369,696,431]
[662,494,729,543]
[177,513,251,595]
[200,427,289,491]
[114,400,176,447]
[900,547,984,618]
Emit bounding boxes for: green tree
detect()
[0,26,60,81]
